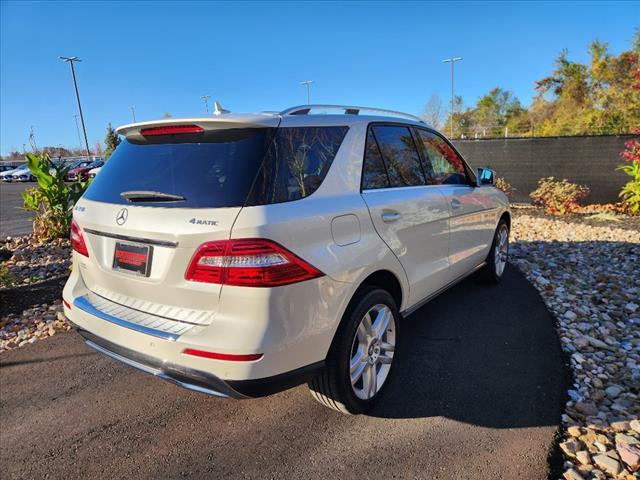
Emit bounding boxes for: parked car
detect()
[64,160,93,181]
[0,164,16,172]
[63,105,510,414]
[67,160,104,181]
[0,164,22,182]
[87,165,103,179]
[10,165,35,182]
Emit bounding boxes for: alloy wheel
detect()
[349,304,396,400]
[494,225,509,277]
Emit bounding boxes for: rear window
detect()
[83,126,348,209]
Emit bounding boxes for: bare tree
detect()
[422,95,444,129]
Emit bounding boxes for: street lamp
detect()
[60,56,91,156]
[300,80,313,105]
[442,57,463,138]
[201,95,211,114]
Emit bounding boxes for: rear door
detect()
[360,124,450,307]
[414,129,496,280]
[73,124,278,325]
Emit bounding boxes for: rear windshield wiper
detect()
[120,190,186,202]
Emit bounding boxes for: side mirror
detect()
[476,167,495,186]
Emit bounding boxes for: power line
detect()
[73,115,83,150]
[60,56,90,156]
[442,57,463,138]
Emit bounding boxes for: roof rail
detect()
[280,104,424,124]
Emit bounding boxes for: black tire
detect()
[479,219,510,283]
[308,287,400,414]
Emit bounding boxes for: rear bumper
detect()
[75,327,323,398]
[77,328,247,398]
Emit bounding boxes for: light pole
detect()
[201,95,211,114]
[442,57,462,138]
[60,56,90,156]
[73,115,83,151]
[300,80,313,105]
[130,106,137,123]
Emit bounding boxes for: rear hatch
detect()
[73,117,279,326]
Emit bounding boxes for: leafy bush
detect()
[0,264,17,288]
[529,177,590,215]
[495,177,514,198]
[21,153,88,241]
[617,135,640,215]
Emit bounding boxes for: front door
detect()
[414,129,495,280]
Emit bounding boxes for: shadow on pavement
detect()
[370,265,568,428]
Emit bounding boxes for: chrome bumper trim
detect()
[79,331,247,399]
[74,296,180,341]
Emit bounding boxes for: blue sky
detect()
[1,1,638,155]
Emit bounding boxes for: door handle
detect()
[381,212,401,223]
[450,199,462,209]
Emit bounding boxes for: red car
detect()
[66,160,103,181]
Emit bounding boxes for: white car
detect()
[63,105,510,414]
[1,164,23,182]
[11,165,35,182]
[87,166,102,179]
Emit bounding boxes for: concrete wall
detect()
[453,135,635,204]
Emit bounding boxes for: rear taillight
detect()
[185,239,323,287]
[140,125,204,136]
[70,219,89,257]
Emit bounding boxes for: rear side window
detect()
[83,128,275,208]
[416,129,469,185]
[371,126,425,187]
[361,130,389,189]
[246,126,348,205]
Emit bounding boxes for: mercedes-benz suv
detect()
[63,105,510,414]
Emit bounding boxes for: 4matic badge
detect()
[188,218,219,226]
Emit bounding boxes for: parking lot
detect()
[0,182,33,237]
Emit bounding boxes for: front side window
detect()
[371,125,425,187]
[246,126,348,205]
[416,129,469,185]
[361,130,389,189]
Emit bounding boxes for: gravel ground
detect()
[510,210,640,480]
[0,235,72,352]
[0,235,71,287]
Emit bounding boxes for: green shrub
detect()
[529,177,590,215]
[21,153,89,241]
[617,136,640,215]
[495,177,514,198]
[0,264,16,288]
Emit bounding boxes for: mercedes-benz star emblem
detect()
[116,208,128,225]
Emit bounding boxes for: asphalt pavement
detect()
[0,267,567,479]
[0,182,33,237]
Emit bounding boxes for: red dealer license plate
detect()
[113,242,152,277]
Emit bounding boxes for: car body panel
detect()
[64,109,510,394]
